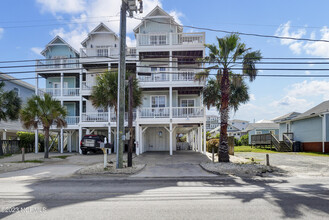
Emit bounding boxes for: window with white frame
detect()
[96,46,109,57]
[151,96,166,108]
[151,67,167,81]
[256,131,262,134]
[13,87,20,96]
[181,99,195,107]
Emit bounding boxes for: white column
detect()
[108,106,111,144]
[169,51,173,82]
[60,129,64,154]
[35,129,38,153]
[140,127,143,154]
[203,123,207,154]
[198,126,202,153]
[322,115,326,153]
[170,123,173,155]
[68,131,72,153]
[35,72,39,95]
[135,123,140,156]
[169,87,172,118]
[2,130,6,140]
[78,127,82,154]
[60,72,64,97]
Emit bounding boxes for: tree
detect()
[90,70,142,113]
[0,82,22,122]
[199,34,261,162]
[20,94,67,158]
[90,70,142,168]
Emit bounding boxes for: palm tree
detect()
[199,34,262,162]
[0,82,22,121]
[90,70,142,168]
[90,70,142,113]
[20,93,67,158]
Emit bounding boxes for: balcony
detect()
[38,88,80,97]
[82,81,94,91]
[172,107,204,118]
[36,59,79,70]
[66,116,80,125]
[139,107,170,118]
[80,47,136,58]
[110,111,137,122]
[136,32,205,47]
[138,70,199,82]
[81,112,108,122]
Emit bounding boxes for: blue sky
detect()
[1,0,329,122]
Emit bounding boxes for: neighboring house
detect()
[209,119,249,139]
[206,115,220,131]
[277,101,329,153]
[35,6,207,155]
[245,122,279,145]
[0,73,35,140]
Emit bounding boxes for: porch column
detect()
[108,106,111,144]
[78,127,82,154]
[198,126,202,153]
[140,127,143,154]
[169,51,173,82]
[35,129,38,153]
[135,123,140,156]
[2,130,6,140]
[203,123,207,154]
[68,131,72,153]
[170,123,173,155]
[169,87,172,118]
[60,72,64,97]
[60,129,64,154]
[35,72,39,95]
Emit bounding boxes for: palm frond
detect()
[243,50,262,82]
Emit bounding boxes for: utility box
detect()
[228,136,234,155]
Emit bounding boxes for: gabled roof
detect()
[290,100,329,121]
[133,6,183,33]
[81,23,118,47]
[245,123,279,132]
[41,35,79,57]
[0,72,35,91]
[272,112,301,123]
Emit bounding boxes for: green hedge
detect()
[17,132,45,152]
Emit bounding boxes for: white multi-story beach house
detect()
[34,6,206,155]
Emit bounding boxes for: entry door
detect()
[181,99,195,116]
[53,82,60,96]
[151,96,166,117]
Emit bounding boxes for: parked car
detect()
[80,135,112,155]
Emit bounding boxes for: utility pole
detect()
[117,0,143,169]
[128,75,134,167]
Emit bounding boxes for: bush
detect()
[206,138,219,153]
[234,137,242,146]
[240,134,249,146]
[17,132,46,152]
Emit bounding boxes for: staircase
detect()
[271,134,293,152]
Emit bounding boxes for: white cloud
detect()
[36,0,86,14]
[287,80,329,100]
[50,27,88,51]
[249,93,256,101]
[31,47,43,55]
[270,96,310,110]
[169,10,183,25]
[275,22,329,57]
[0,28,4,39]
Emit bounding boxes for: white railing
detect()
[82,81,95,90]
[38,88,61,96]
[172,107,204,118]
[63,88,79,96]
[66,116,80,125]
[110,111,137,122]
[38,88,79,96]
[80,47,120,58]
[136,32,205,46]
[81,112,108,122]
[172,71,196,81]
[138,73,169,82]
[172,33,205,45]
[127,47,137,56]
[36,59,79,70]
[139,107,170,118]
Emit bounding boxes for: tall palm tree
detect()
[0,82,22,121]
[90,70,142,168]
[90,70,142,113]
[20,93,67,158]
[200,34,262,162]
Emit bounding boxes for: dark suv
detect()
[80,135,111,155]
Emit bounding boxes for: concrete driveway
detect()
[132,151,216,178]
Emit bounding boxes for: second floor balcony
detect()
[38,88,80,97]
[36,58,79,70]
[136,32,205,47]
[138,70,203,84]
[139,107,204,119]
[80,47,137,58]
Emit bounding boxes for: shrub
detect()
[240,134,249,146]
[17,132,46,152]
[206,138,219,153]
[234,137,242,146]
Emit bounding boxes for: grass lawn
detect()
[0,154,12,159]
[235,145,329,157]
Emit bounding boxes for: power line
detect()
[133,17,329,43]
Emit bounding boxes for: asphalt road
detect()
[1,175,329,220]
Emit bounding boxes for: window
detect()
[151,96,166,108]
[256,131,262,134]
[151,67,167,81]
[150,35,167,45]
[181,99,195,107]
[96,46,109,57]
[13,88,19,96]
